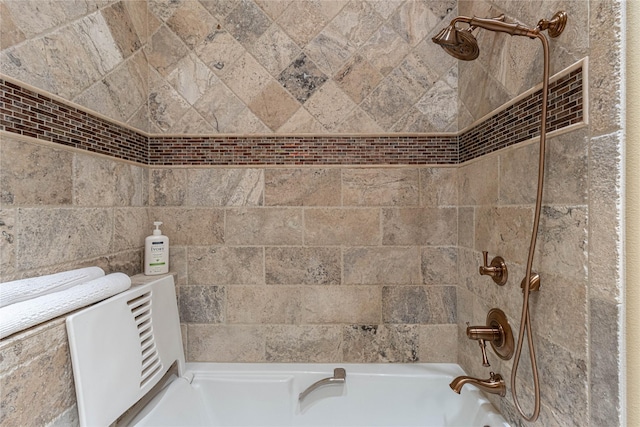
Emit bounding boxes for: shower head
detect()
[432,26,479,61]
[432,11,567,60]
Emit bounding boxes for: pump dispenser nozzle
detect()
[153,221,163,235]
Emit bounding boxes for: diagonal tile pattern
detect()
[3,0,588,136]
[145,0,458,134]
[0,0,458,134]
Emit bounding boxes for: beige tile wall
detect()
[457,1,624,425]
[2,126,614,426]
[0,0,150,132]
[456,131,591,426]
[0,1,626,426]
[0,132,151,426]
[0,134,459,424]
[150,165,459,363]
[145,0,459,134]
[0,134,150,281]
[0,319,78,427]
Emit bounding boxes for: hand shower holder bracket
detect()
[520,273,541,292]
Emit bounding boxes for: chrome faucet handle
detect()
[479,251,508,286]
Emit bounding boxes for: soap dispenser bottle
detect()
[144,221,169,275]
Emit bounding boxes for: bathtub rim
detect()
[126,362,510,427]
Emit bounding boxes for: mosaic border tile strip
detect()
[148,135,458,165]
[0,80,148,164]
[1,66,583,166]
[458,67,584,163]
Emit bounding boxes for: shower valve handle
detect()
[466,309,515,367]
[466,322,495,367]
[479,251,508,286]
[478,339,491,367]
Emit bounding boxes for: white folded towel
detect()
[0,267,105,308]
[0,273,131,340]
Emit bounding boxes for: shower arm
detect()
[449,15,539,38]
[449,12,566,40]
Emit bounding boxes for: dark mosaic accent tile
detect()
[277,53,328,104]
[147,135,458,165]
[1,66,582,166]
[0,79,148,164]
[458,68,584,163]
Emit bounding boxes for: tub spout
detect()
[449,372,506,397]
[299,368,346,402]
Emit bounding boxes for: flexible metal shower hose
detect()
[509,31,551,422]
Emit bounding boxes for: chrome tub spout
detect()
[449,372,506,397]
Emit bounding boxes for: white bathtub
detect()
[130,363,509,427]
[66,275,510,427]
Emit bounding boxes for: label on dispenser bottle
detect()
[145,240,169,275]
[150,243,165,265]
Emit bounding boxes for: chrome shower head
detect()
[432,26,479,61]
